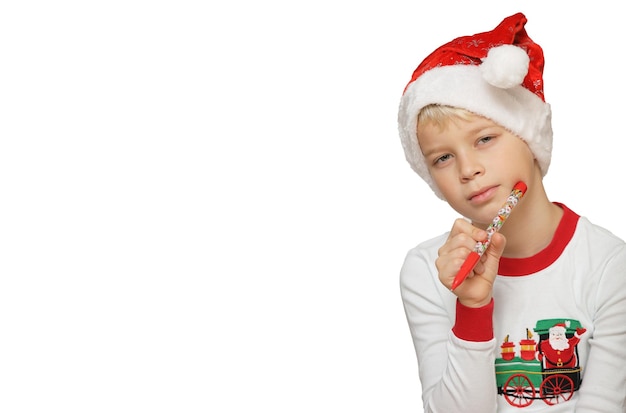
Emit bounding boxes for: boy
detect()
[397,13,626,412]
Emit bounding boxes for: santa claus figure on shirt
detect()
[538,322,586,369]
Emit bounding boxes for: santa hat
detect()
[398,13,553,198]
[550,321,570,333]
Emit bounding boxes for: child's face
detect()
[417,113,537,226]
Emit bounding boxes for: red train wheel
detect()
[503,374,535,407]
[540,374,574,405]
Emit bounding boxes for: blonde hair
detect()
[417,104,475,131]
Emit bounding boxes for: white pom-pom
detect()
[480,45,529,89]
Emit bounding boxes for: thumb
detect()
[482,233,506,278]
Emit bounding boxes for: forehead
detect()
[417,113,499,143]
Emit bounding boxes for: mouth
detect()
[468,186,499,203]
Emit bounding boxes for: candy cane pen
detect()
[450,181,527,291]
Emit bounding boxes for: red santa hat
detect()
[398,13,552,197]
[550,323,568,332]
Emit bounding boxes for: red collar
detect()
[498,203,579,276]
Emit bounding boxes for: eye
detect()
[434,153,452,165]
[478,135,495,145]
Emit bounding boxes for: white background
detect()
[1,1,623,412]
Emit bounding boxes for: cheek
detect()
[520,142,536,165]
[429,169,456,194]
[507,143,536,174]
[430,175,463,205]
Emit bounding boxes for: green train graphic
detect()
[496,319,583,407]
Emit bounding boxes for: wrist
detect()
[459,295,493,308]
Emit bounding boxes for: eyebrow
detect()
[421,144,446,159]
[420,121,501,159]
[467,120,501,134]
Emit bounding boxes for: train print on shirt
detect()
[495,318,587,408]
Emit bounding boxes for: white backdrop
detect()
[1,1,623,412]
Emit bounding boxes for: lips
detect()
[468,186,498,203]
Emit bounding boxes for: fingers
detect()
[475,232,506,279]
[438,219,487,256]
[436,219,488,287]
[485,232,506,264]
[436,219,506,307]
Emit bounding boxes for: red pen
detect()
[450,181,527,291]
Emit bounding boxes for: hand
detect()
[436,218,506,307]
[576,328,587,336]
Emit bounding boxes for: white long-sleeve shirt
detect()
[400,204,626,412]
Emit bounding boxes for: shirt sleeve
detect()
[574,244,626,411]
[453,298,494,342]
[400,246,498,413]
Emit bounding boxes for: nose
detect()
[458,152,484,182]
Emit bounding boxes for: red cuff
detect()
[452,298,494,342]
